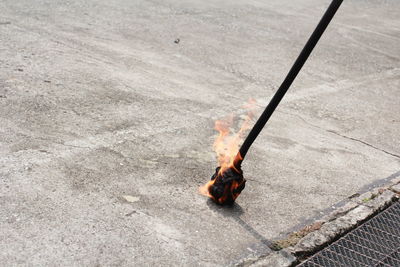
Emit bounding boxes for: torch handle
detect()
[237,0,343,162]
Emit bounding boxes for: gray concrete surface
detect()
[0,0,399,265]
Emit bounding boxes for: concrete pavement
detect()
[0,0,399,265]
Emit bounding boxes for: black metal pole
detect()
[237,0,343,163]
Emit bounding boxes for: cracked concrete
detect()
[0,0,399,266]
[327,130,400,159]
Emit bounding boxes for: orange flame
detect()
[199,99,257,198]
[198,179,214,198]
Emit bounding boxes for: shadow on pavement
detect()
[206,199,272,247]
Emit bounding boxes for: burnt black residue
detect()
[209,166,246,205]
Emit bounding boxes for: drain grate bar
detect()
[298,200,400,267]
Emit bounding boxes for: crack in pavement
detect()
[278,110,400,160]
[327,130,400,160]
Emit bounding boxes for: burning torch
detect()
[202,0,344,205]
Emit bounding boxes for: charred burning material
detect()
[208,166,246,205]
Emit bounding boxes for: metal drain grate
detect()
[298,200,400,267]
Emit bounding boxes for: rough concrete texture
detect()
[292,205,373,255]
[362,189,397,212]
[249,250,295,267]
[392,184,400,194]
[0,0,399,265]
